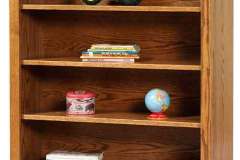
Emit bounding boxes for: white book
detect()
[46,151,103,160]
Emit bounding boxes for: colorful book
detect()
[82,58,135,63]
[91,44,140,48]
[82,52,138,57]
[89,44,141,52]
[81,55,140,59]
[83,50,138,55]
[91,44,139,48]
[80,44,140,63]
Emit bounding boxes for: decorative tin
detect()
[66,90,96,115]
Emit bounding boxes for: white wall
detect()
[233,1,240,159]
[0,1,239,159]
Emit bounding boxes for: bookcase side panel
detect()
[10,0,21,160]
[201,0,233,160]
[11,1,43,160]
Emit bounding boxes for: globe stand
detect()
[148,112,167,120]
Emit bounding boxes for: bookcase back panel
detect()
[23,122,200,160]
[21,12,200,65]
[23,0,200,7]
[22,67,200,117]
[21,122,42,160]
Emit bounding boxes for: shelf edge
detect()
[22,114,201,128]
[22,60,201,71]
[21,4,201,13]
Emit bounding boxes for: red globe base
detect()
[148,112,167,120]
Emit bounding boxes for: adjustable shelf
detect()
[22,4,201,12]
[22,57,201,71]
[23,111,200,128]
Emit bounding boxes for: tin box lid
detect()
[66,90,96,99]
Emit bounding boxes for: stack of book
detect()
[81,44,140,63]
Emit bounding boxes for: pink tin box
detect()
[66,90,96,115]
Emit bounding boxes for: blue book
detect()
[82,51,138,55]
[87,50,138,54]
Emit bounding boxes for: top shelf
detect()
[21,4,201,13]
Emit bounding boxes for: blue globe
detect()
[145,89,170,113]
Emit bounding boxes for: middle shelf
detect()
[23,111,200,128]
[21,64,200,129]
[22,57,201,71]
[22,4,201,13]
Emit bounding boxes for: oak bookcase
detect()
[10,0,233,160]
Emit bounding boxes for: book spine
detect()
[80,56,139,59]
[83,51,138,55]
[82,58,135,63]
[82,55,139,58]
[46,152,103,160]
[47,157,100,160]
[90,44,140,50]
[88,48,139,52]
[81,52,139,59]
[91,44,138,47]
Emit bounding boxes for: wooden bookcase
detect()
[10,0,233,160]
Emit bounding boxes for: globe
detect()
[82,0,101,5]
[145,89,170,119]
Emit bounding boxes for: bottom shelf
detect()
[23,111,200,128]
[22,119,200,160]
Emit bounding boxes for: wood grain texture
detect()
[23,111,200,128]
[10,0,21,160]
[23,0,200,7]
[26,122,200,160]
[22,67,200,117]
[21,11,200,65]
[11,0,233,159]
[21,69,40,113]
[21,122,41,160]
[201,0,233,160]
[22,4,201,12]
[21,11,42,60]
[22,57,201,71]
